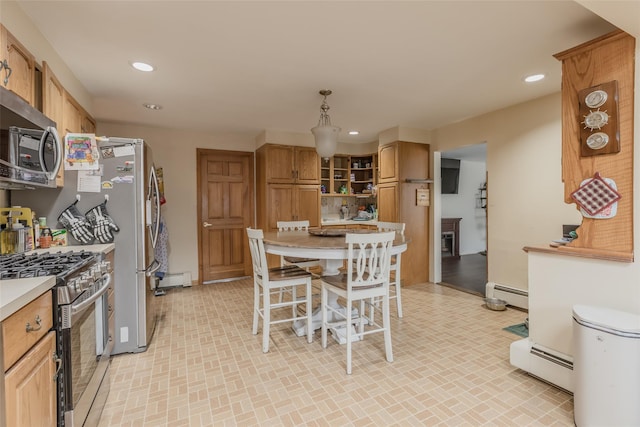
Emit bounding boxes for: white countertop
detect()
[27,243,115,255]
[0,276,56,322]
[0,243,114,321]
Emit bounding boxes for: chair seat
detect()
[322,272,383,291]
[268,265,312,281]
[283,256,319,264]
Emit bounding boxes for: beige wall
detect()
[432,93,582,290]
[97,122,256,281]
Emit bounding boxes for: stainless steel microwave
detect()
[0,86,62,190]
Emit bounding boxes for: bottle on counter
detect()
[1,213,17,255]
[32,212,40,248]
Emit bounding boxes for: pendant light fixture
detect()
[311,89,341,159]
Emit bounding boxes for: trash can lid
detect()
[573,305,640,336]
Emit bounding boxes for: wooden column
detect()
[553,30,635,261]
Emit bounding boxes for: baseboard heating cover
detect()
[158,272,192,288]
[485,282,528,309]
[510,338,574,393]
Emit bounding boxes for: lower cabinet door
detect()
[5,331,57,427]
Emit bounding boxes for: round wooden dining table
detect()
[262,228,409,276]
[262,228,409,341]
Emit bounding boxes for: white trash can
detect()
[573,305,640,427]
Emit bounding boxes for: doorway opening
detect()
[439,143,487,296]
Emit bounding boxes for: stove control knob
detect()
[68,279,78,291]
[102,261,112,272]
[91,266,101,280]
[78,279,90,291]
[99,261,110,273]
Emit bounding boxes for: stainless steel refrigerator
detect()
[14,137,161,354]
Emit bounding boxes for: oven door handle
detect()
[70,273,111,317]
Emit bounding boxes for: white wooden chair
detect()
[321,231,396,374]
[376,221,405,318]
[276,220,321,271]
[247,228,313,353]
[276,220,322,305]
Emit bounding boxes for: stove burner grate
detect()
[0,251,97,281]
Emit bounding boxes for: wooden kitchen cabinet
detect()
[42,62,66,187]
[377,141,431,286]
[265,184,320,230]
[2,290,57,427]
[378,143,399,184]
[4,331,57,427]
[377,182,398,222]
[63,91,83,135]
[63,89,96,135]
[259,144,320,184]
[378,140,429,183]
[0,24,36,106]
[256,145,321,266]
[57,89,96,187]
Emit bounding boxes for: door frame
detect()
[196,148,255,284]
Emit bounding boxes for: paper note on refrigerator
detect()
[113,145,135,157]
[77,170,101,192]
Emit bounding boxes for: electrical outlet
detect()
[120,326,129,343]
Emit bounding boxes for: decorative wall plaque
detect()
[578,80,620,157]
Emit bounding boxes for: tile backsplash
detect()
[321,196,376,220]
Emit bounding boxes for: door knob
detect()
[203,222,213,228]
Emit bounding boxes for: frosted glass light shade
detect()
[311,125,340,159]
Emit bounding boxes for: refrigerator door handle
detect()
[147,165,161,248]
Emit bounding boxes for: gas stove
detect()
[0,251,96,280]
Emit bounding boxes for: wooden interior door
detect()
[198,149,254,283]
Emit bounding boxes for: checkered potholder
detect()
[570,172,621,216]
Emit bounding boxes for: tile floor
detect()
[98,279,574,426]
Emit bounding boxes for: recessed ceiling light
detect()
[131,61,155,72]
[524,73,545,83]
[348,131,359,135]
[143,103,162,110]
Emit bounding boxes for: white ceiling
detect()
[16,1,619,145]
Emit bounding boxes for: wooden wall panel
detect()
[554,30,635,259]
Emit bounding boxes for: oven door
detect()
[62,273,111,427]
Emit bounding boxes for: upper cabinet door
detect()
[378,142,398,183]
[63,91,83,134]
[0,24,35,106]
[294,147,320,184]
[264,145,295,183]
[43,62,65,187]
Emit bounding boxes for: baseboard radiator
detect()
[485,282,528,309]
[158,272,193,288]
[510,339,574,393]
